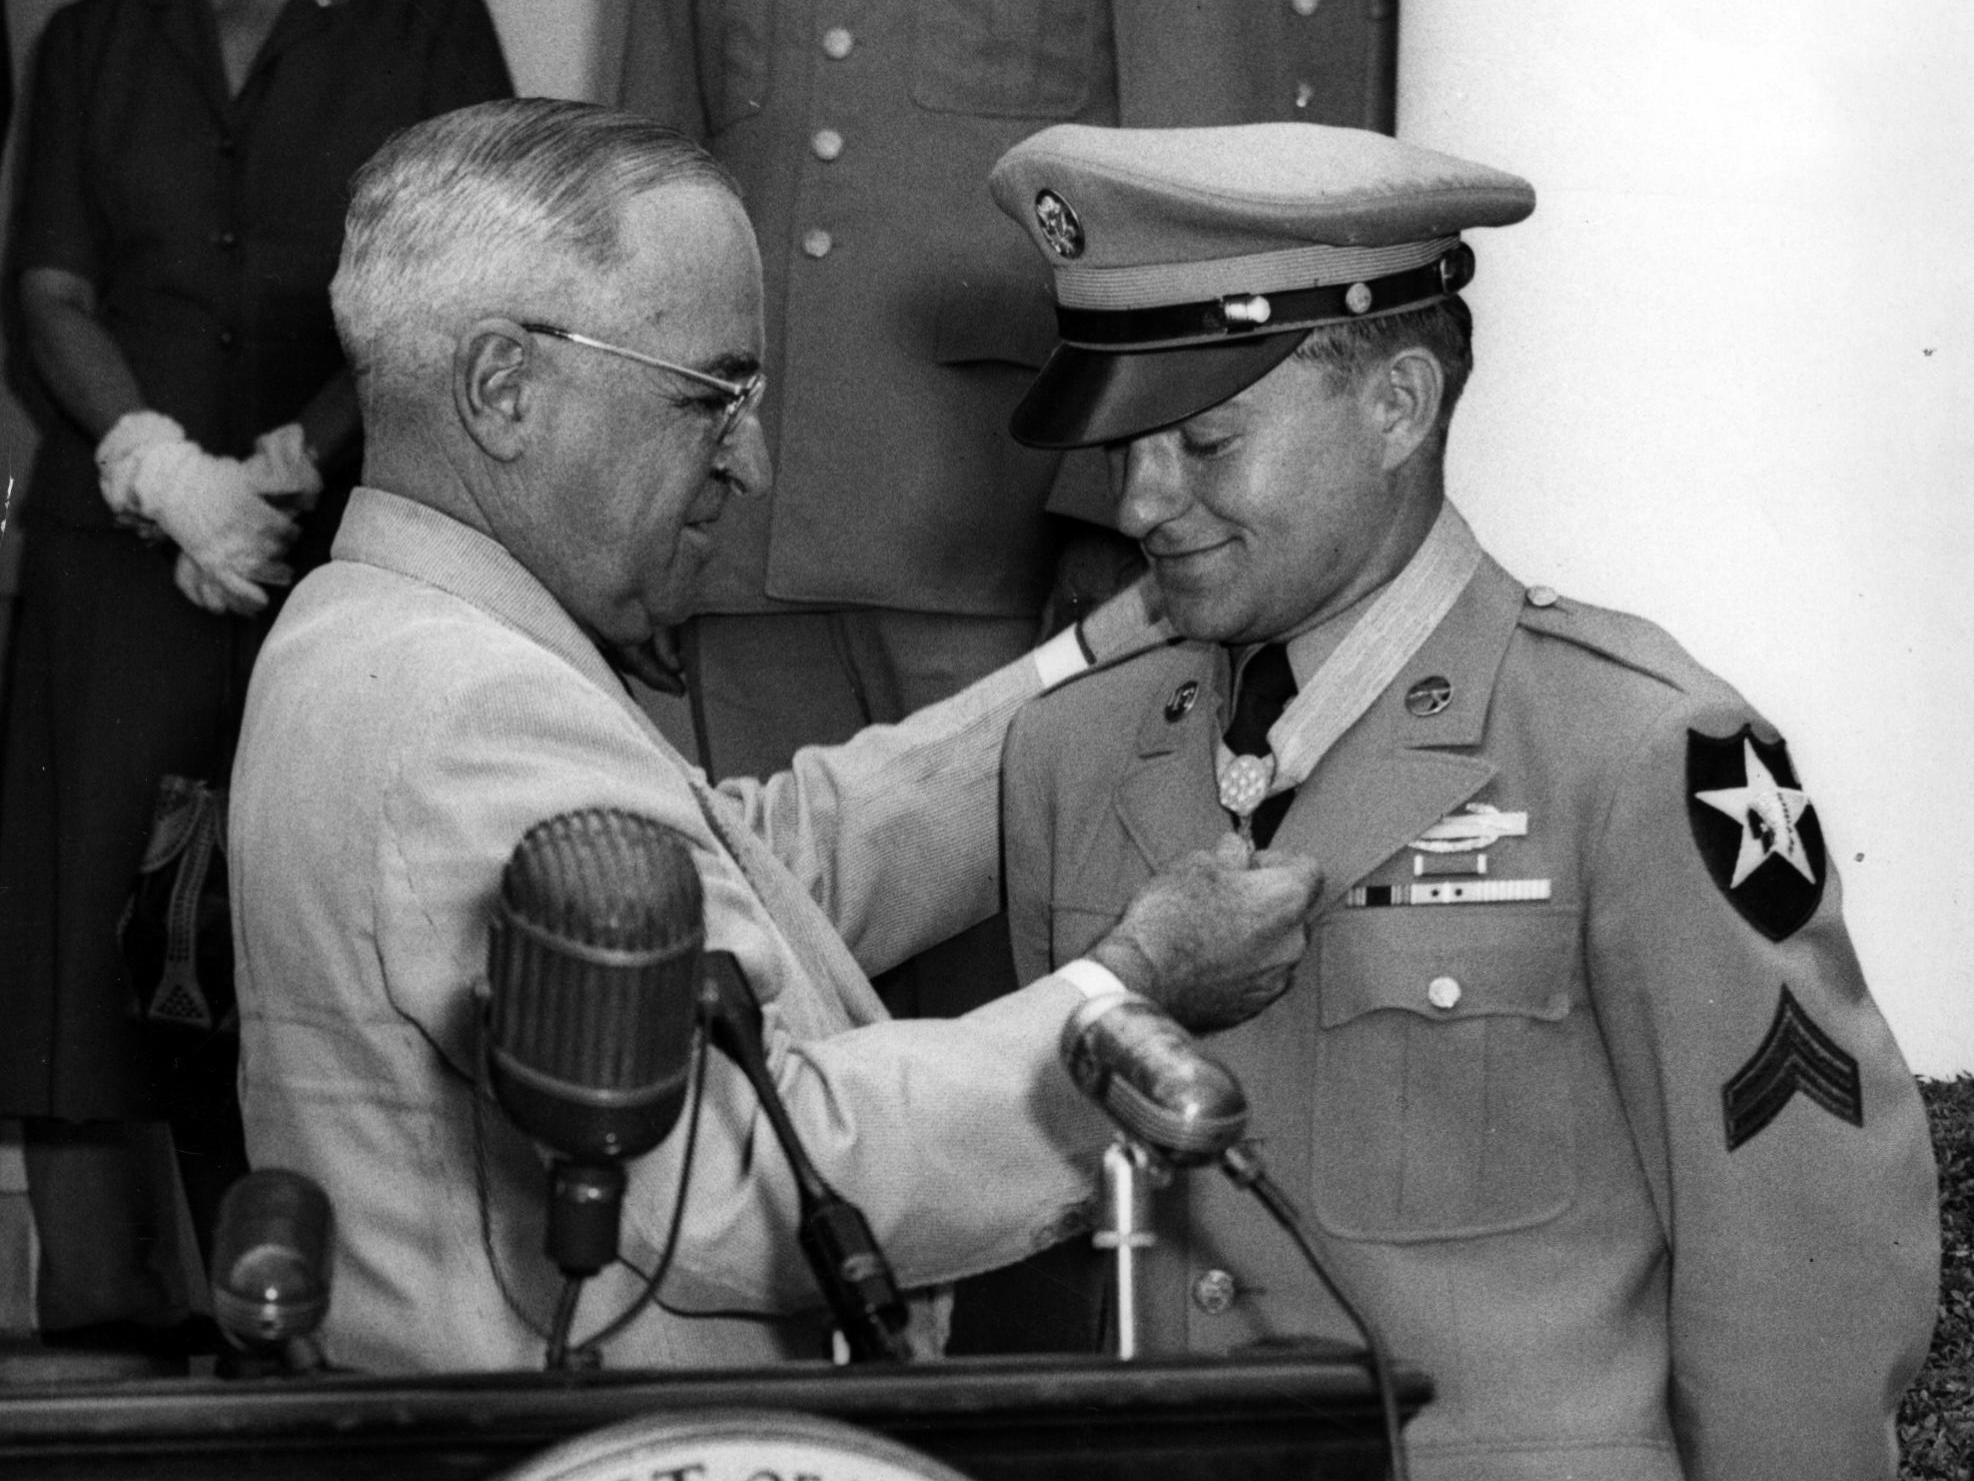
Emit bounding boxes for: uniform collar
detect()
[1116,531,1529,893]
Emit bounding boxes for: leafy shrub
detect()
[1899,1075,1973,1479]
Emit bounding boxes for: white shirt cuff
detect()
[1054,957,1135,1003]
[1033,624,1089,690]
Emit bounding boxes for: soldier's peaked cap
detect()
[990,123,1535,449]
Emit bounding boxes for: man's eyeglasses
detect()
[521,322,765,444]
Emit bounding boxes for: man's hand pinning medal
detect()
[1089,833,1321,1034]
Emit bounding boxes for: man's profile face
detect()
[531,182,768,649]
[1108,356,1396,646]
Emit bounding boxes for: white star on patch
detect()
[1695,738,1818,888]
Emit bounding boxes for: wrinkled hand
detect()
[125,439,296,611]
[1090,834,1322,1033]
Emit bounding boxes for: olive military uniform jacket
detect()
[1002,547,1937,1481]
[619,0,1393,617]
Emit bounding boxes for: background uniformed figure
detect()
[993,122,1939,1481]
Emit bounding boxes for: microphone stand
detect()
[698,951,913,1362]
[1094,1137,1166,1359]
[1220,1142,1411,1481]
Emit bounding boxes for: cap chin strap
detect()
[1054,244,1476,353]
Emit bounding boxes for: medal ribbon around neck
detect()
[1214,502,1484,837]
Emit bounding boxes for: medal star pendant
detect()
[1219,752,1275,846]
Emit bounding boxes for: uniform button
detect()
[1427,976,1462,1011]
[1291,0,1320,14]
[217,133,237,156]
[1527,584,1559,608]
[811,128,844,162]
[822,26,853,59]
[217,329,238,351]
[801,228,834,259]
[213,230,239,250]
[1295,80,1316,110]
[1191,1268,1239,1315]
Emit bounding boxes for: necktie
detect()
[1224,643,1297,846]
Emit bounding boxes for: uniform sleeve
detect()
[1002,700,1061,988]
[387,656,1107,1317]
[419,0,514,116]
[713,643,1051,978]
[1583,699,1939,1481]
[15,6,100,282]
[615,0,710,136]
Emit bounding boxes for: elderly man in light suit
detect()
[227,99,1321,1374]
[995,122,1938,1480]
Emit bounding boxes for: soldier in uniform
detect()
[992,122,1939,1480]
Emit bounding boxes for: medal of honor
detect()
[1218,752,1275,846]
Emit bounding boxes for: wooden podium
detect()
[0,1348,1429,1480]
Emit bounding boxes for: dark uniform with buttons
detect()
[992,123,1939,1481]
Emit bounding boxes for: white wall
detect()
[1398,1,1974,1074]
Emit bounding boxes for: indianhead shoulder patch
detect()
[1722,986,1863,1150]
[1687,725,1826,941]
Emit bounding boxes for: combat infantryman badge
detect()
[1687,726,1826,941]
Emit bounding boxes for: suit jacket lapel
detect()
[1275,555,1526,898]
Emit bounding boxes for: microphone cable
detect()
[1221,1142,1410,1481]
[564,1014,713,1363]
[470,1017,715,1365]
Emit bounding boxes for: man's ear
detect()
[1369,346,1445,472]
[453,318,534,462]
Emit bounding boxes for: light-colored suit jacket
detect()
[1003,551,1937,1481]
[231,489,1109,1374]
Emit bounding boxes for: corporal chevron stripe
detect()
[1722,986,1864,1151]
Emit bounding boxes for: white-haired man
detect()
[228,99,1321,1374]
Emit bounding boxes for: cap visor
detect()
[1009,331,1307,450]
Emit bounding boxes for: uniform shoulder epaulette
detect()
[1516,590,1728,704]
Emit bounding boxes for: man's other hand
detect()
[1089,834,1321,1032]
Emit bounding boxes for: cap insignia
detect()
[1345,282,1375,316]
[1034,190,1085,259]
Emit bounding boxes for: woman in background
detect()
[0,0,509,1363]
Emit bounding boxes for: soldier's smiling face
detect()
[1108,353,1409,646]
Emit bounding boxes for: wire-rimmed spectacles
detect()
[521,322,765,444]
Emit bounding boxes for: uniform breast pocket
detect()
[1307,906,1582,1243]
[692,0,774,133]
[911,0,1102,118]
[1049,902,1122,969]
